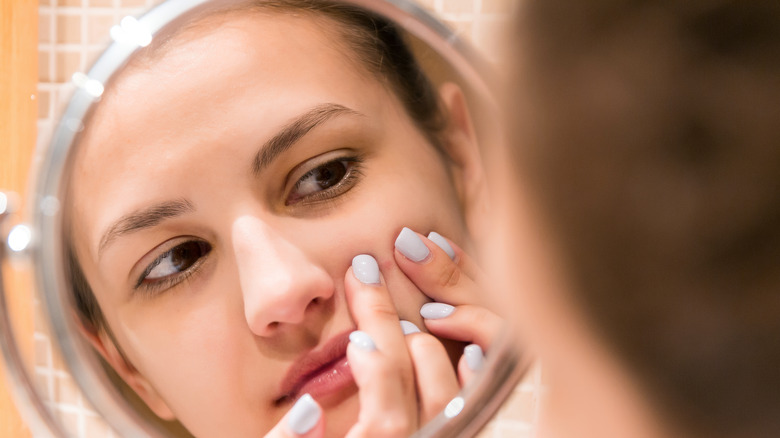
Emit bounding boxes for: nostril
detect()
[305,297,322,314]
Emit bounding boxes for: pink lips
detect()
[276,330,356,405]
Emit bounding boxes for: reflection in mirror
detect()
[13,0,525,437]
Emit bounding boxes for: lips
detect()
[276,330,357,406]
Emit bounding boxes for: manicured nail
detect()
[287,393,321,435]
[395,227,430,262]
[464,344,484,372]
[420,302,455,319]
[400,320,420,335]
[349,330,377,351]
[352,254,380,284]
[428,232,456,260]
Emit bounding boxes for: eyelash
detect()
[131,155,363,296]
[134,240,211,296]
[285,155,364,206]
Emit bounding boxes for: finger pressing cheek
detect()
[393,228,483,307]
[344,254,409,361]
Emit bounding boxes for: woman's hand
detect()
[263,251,462,438]
[393,227,503,386]
[343,254,461,436]
[264,228,501,438]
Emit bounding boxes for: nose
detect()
[232,215,334,337]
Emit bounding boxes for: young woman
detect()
[64,1,500,437]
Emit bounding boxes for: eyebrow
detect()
[252,103,362,175]
[98,199,195,258]
[96,104,359,258]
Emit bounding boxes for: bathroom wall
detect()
[34,0,540,436]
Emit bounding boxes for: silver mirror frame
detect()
[1,0,531,436]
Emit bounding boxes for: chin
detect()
[322,390,361,438]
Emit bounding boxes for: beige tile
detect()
[34,305,48,332]
[475,422,494,438]
[88,14,117,44]
[38,51,53,82]
[55,51,83,82]
[34,336,51,367]
[88,0,117,6]
[494,423,534,438]
[497,390,535,421]
[57,14,83,44]
[38,90,51,119]
[55,410,79,437]
[443,0,476,15]
[34,373,51,401]
[56,0,85,6]
[54,374,82,406]
[121,0,150,7]
[39,13,52,44]
[87,48,105,67]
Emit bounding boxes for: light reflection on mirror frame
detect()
[6,0,530,436]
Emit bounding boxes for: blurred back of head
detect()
[508,1,780,437]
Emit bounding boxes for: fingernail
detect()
[349,330,377,351]
[287,393,321,435]
[395,227,430,262]
[464,344,484,372]
[400,320,420,335]
[352,254,380,284]
[420,302,455,319]
[428,232,455,260]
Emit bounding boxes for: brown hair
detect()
[67,0,448,333]
[509,1,780,437]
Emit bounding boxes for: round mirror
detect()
[1,1,529,437]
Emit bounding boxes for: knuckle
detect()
[408,333,445,354]
[367,301,398,320]
[435,261,461,288]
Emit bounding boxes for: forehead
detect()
[68,12,391,251]
[74,11,379,178]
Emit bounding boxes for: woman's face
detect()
[69,13,474,438]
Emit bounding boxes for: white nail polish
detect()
[287,394,321,435]
[420,302,455,319]
[464,344,484,372]
[349,330,377,351]
[428,231,456,260]
[395,227,430,262]
[400,320,421,335]
[352,254,380,284]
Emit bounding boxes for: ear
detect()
[77,323,176,420]
[439,82,490,241]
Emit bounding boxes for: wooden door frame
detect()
[1,0,38,436]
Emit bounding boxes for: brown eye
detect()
[296,160,348,194]
[287,159,358,205]
[144,240,211,281]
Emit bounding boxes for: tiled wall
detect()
[35,1,535,437]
